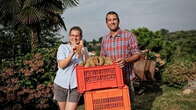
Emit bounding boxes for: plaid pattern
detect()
[100,29,140,80]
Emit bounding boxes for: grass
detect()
[151,85,196,110]
[77,83,196,110]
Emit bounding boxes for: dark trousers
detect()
[124,71,136,110]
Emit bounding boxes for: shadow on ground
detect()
[134,81,163,110]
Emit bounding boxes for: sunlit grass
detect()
[77,85,196,110]
[152,85,196,110]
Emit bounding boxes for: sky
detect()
[60,0,196,41]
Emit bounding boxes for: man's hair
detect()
[105,11,120,22]
[69,26,83,38]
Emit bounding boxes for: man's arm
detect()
[115,32,140,68]
[125,53,140,63]
[115,53,140,68]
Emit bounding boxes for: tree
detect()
[99,36,103,43]
[131,27,156,50]
[0,0,79,50]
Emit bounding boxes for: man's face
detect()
[69,30,81,45]
[106,14,119,32]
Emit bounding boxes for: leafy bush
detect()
[0,47,59,109]
[162,61,196,88]
[131,28,196,87]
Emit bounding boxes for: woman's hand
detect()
[72,40,84,58]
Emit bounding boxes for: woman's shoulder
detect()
[58,43,71,50]
[83,47,88,51]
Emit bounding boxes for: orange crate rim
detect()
[76,64,124,93]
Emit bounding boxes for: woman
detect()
[53,26,88,110]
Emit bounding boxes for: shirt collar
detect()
[107,29,122,38]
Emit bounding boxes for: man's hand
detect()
[114,58,126,68]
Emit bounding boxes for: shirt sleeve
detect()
[57,44,69,61]
[81,47,89,62]
[100,38,106,56]
[128,33,140,55]
[83,47,89,56]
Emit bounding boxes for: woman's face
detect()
[69,30,81,45]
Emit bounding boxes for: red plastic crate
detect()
[76,64,124,93]
[84,85,131,110]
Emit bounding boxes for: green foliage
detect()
[0,25,31,60]
[0,0,78,49]
[85,38,101,56]
[168,31,196,62]
[0,24,62,65]
[132,27,157,50]
[0,46,59,109]
[131,28,169,57]
[152,85,196,110]
[1,25,196,109]
[131,28,196,87]
[21,47,59,88]
[162,61,196,88]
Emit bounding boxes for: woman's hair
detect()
[69,26,83,38]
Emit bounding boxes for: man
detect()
[100,11,140,109]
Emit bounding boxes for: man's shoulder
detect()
[103,32,111,37]
[121,29,136,38]
[121,29,133,34]
[102,33,110,40]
